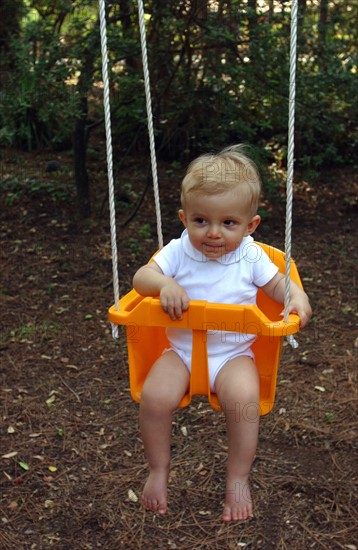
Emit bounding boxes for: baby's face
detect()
[179,190,260,260]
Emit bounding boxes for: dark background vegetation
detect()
[1,1,357,549]
[0,0,356,217]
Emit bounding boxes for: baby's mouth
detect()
[204,242,224,249]
[203,243,226,255]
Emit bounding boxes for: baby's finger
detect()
[174,299,183,320]
[167,301,178,320]
[279,308,299,320]
[166,296,182,320]
[161,296,174,319]
[181,295,190,311]
[280,307,309,329]
[299,312,310,329]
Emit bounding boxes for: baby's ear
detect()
[178,209,187,226]
[246,214,261,235]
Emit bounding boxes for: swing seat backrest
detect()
[108,243,303,415]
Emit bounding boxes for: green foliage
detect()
[138,223,152,239]
[1,0,356,180]
[0,21,78,150]
[2,176,72,205]
[0,1,97,151]
[292,3,357,169]
[2,320,62,346]
[107,0,356,172]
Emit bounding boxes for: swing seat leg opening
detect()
[125,324,283,416]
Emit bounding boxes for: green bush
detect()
[1,1,356,173]
[0,20,78,150]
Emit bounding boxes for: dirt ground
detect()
[0,147,357,550]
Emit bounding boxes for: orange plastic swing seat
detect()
[109,243,303,416]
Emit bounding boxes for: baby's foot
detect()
[222,477,253,522]
[141,469,168,515]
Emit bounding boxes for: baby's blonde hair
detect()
[181,144,262,216]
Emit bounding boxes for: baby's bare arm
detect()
[262,272,312,328]
[133,263,189,320]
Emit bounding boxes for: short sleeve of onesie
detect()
[153,239,181,279]
[244,240,279,288]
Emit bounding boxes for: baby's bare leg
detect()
[139,351,189,515]
[215,356,260,522]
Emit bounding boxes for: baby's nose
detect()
[207,224,221,238]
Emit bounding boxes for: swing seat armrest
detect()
[108,290,301,337]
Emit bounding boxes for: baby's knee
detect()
[225,380,258,402]
[140,384,176,415]
[215,376,260,420]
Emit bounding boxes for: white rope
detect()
[137,0,164,249]
[284,0,299,349]
[98,0,119,338]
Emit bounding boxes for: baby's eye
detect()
[223,219,236,226]
[194,217,206,224]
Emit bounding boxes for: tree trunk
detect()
[74,97,90,218]
[247,0,258,60]
[318,0,328,49]
[118,0,141,70]
[268,0,274,22]
[0,0,24,86]
[72,17,100,218]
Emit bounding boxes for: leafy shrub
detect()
[0,22,78,150]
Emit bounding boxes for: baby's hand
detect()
[284,293,312,329]
[160,280,190,320]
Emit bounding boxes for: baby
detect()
[133,144,312,522]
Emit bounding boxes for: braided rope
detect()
[98,0,119,337]
[284,0,299,348]
[137,0,164,249]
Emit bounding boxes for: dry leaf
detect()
[2,451,18,459]
[128,489,138,503]
[46,394,56,405]
[44,500,55,509]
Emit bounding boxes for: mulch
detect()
[0,148,357,549]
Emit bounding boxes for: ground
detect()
[0,147,357,550]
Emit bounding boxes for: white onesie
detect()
[154,230,278,389]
